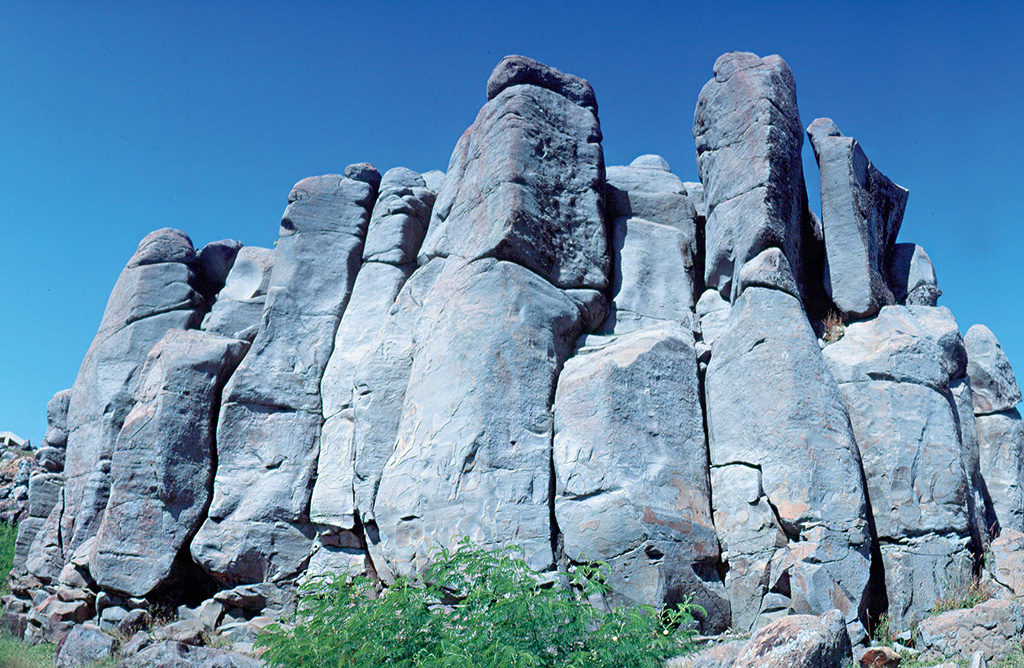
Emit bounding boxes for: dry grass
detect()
[821,311,845,344]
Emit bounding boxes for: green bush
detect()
[257,539,701,667]
[0,522,17,596]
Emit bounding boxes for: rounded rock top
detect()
[486,55,598,114]
[629,154,671,171]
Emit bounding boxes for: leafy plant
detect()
[0,522,17,596]
[256,539,701,667]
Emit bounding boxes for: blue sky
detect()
[2,1,1022,442]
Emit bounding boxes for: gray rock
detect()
[420,169,445,192]
[917,599,1023,664]
[116,640,265,668]
[486,54,598,113]
[882,534,973,632]
[117,608,152,637]
[822,305,966,391]
[196,239,243,301]
[420,60,607,290]
[682,181,707,219]
[976,409,1024,532]
[629,153,671,170]
[315,261,414,530]
[362,168,435,265]
[696,289,730,347]
[344,161,381,190]
[965,324,1022,414]
[693,52,810,300]
[36,446,65,472]
[120,631,153,657]
[350,259,449,528]
[732,609,852,668]
[33,229,204,581]
[43,389,72,451]
[27,472,63,519]
[807,117,908,318]
[161,618,206,645]
[54,623,116,668]
[554,324,728,632]
[201,246,274,341]
[192,173,376,586]
[603,216,696,334]
[605,164,699,232]
[951,377,997,546]
[371,258,582,578]
[91,330,248,597]
[736,246,799,298]
[889,243,941,306]
[705,287,873,630]
[13,517,45,575]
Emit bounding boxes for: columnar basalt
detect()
[7,52,1022,651]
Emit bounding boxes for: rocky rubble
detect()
[3,51,1023,665]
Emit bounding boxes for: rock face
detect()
[917,599,1024,664]
[693,52,811,301]
[419,56,607,290]
[31,229,205,583]
[8,52,1024,655]
[823,305,974,629]
[91,330,248,597]
[807,117,909,319]
[554,323,728,631]
[706,286,874,631]
[191,170,378,585]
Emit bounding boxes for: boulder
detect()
[889,243,940,306]
[975,409,1024,532]
[986,528,1024,595]
[732,609,852,668]
[951,377,997,547]
[917,599,1024,664]
[705,286,873,631]
[965,324,1022,414]
[666,639,746,668]
[736,246,799,298]
[420,169,445,192]
[693,52,811,301]
[201,246,274,341]
[696,288,730,347]
[34,229,204,580]
[160,618,206,646]
[195,239,243,302]
[420,59,607,290]
[91,330,249,597]
[553,324,728,631]
[43,389,72,451]
[192,171,377,586]
[605,162,699,235]
[807,117,908,318]
[371,258,582,578]
[54,623,116,668]
[486,54,598,113]
[115,641,265,668]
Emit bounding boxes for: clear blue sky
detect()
[2,1,1022,443]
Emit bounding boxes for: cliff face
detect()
[6,53,1022,643]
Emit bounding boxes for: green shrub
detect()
[0,522,17,596]
[257,539,701,667]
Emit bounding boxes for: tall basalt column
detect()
[29,229,205,581]
[311,167,435,574]
[361,56,607,580]
[807,118,909,319]
[191,167,378,586]
[693,52,811,302]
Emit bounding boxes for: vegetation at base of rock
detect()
[0,522,16,596]
[821,310,845,344]
[931,573,992,613]
[256,540,700,668]
[0,632,55,668]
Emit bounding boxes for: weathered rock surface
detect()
[361,167,434,265]
[975,409,1024,533]
[889,243,940,306]
[807,117,908,318]
[54,623,116,668]
[706,286,873,631]
[371,258,582,577]
[732,609,852,668]
[201,246,274,341]
[917,599,1024,664]
[32,229,205,583]
[693,52,811,301]
[116,640,265,668]
[91,330,248,597]
[554,323,728,631]
[420,60,607,289]
[986,528,1024,595]
[486,54,598,113]
[192,171,377,585]
[965,324,1022,415]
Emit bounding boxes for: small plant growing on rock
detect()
[256,539,701,667]
[821,311,845,344]
[931,568,992,614]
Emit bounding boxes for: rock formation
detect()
[5,51,1022,654]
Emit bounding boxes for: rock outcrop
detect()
[7,51,1022,655]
